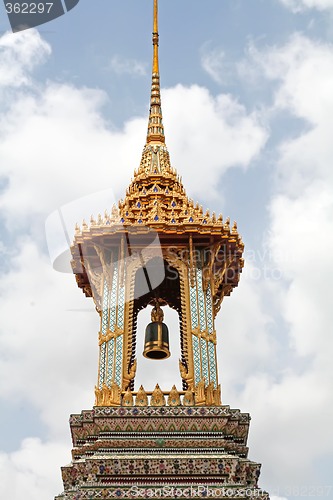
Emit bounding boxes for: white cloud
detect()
[239,370,333,486]
[0,29,50,88]
[232,33,333,491]
[0,81,144,230]
[201,46,226,84]
[0,237,97,498]
[218,267,275,391]
[0,240,98,437]
[280,0,333,12]
[163,84,268,199]
[246,33,333,193]
[269,187,333,358]
[109,54,147,76]
[0,438,67,500]
[250,34,333,124]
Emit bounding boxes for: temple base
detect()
[55,405,269,499]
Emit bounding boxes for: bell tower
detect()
[55,1,270,498]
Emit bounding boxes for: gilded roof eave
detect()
[71,197,244,315]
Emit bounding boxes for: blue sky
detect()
[0,1,333,499]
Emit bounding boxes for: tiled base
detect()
[55,406,269,500]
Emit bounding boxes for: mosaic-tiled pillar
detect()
[98,251,126,390]
[189,249,218,388]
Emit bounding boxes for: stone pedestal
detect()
[55,405,269,499]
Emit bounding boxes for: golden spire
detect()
[153,0,159,74]
[146,0,165,144]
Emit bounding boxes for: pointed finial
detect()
[146,0,165,145]
[153,0,159,74]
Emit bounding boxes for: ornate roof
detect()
[73,0,243,242]
[71,0,244,308]
[118,143,238,235]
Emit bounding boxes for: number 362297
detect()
[5,3,54,14]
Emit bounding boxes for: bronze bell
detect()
[143,302,170,360]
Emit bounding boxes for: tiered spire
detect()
[146,0,165,144]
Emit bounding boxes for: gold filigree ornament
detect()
[205,382,215,406]
[94,385,103,406]
[195,378,206,406]
[151,384,166,406]
[214,384,222,406]
[94,382,121,407]
[183,388,195,406]
[179,359,194,391]
[135,385,148,406]
[122,359,137,391]
[108,382,122,406]
[167,385,181,406]
[122,387,134,407]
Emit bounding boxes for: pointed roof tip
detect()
[146,0,166,146]
[153,0,159,74]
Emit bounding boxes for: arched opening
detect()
[130,257,184,391]
[135,305,182,391]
